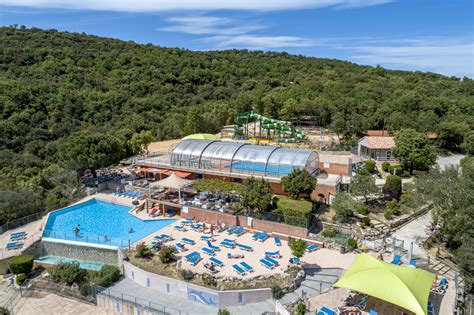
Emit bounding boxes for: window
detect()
[323,162,330,168]
[238,293,243,303]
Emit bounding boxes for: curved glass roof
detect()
[170,139,319,176]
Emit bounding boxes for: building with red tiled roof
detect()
[357,136,395,161]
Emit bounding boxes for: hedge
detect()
[276,197,313,218]
[9,255,34,275]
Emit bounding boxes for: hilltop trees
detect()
[392,129,436,174]
[130,130,154,155]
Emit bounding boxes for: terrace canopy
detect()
[333,254,435,315]
[150,172,193,190]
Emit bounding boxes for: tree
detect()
[130,130,154,155]
[241,177,273,211]
[158,246,175,263]
[350,174,379,203]
[289,238,307,258]
[462,131,474,155]
[383,175,402,200]
[331,193,356,223]
[185,105,203,135]
[392,129,436,174]
[365,160,376,173]
[281,169,317,199]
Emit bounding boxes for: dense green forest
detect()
[0,26,473,224]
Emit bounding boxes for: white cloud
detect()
[160,16,266,35]
[2,0,393,12]
[203,35,317,49]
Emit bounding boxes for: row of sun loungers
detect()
[226,225,244,236]
[113,190,144,199]
[232,261,254,275]
[10,231,27,241]
[6,242,24,250]
[260,256,279,269]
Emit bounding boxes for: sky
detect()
[1,0,473,77]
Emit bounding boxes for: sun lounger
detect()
[6,242,23,250]
[174,225,186,231]
[200,235,212,241]
[258,231,268,242]
[234,226,244,236]
[188,253,201,266]
[226,225,237,234]
[391,255,401,265]
[237,244,253,252]
[317,306,336,315]
[204,263,218,274]
[274,236,282,246]
[10,234,26,241]
[251,231,261,240]
[192,224,203,231]
[265,250,280,258]
[206,241,220,251]
[183,217,195,225]
[227,253,244,259]
[220,241,235,248]
[265,256,279,266]
[209,257,223,267]
[259,258,275,269]
[10,231,26,237]
[409,259,417,268]
[182,238,195,245]
[369,310,379,315]
[306,244,319,252]
[202,247,215,256]
[427,301,435,315]
[223,238,236,243]
[232,264,246,275]
[290,257,300,264]
[165,209,175,217]
[240,261,254,273]
[175,243,186,251]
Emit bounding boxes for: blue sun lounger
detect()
[220,241,235,248]
[174,225,186,231]
[290,257,300,264]
[165,209,175,217]
[369,310,378,315]
[317,306,336,315]
[258,231,268,242]
[175,243,185,251]
[6,242,23,250]
[10,234,26,241]
[234,226,244,236]
[209,257,223,267]
[232,264,246,275]
[188,253,201,266]
[259,258,275,269]
[265,256,279,266]
[203,247,215,256]
[223,238,236,244]
[265,250,280,258]
[409,259,417,268]
[226,225,237,234]
[182,238,195,245]
[10,231,26,237]
[306,244,319,252]
[391,255,401,265]
[252,231,261,240]
[237,244,253,251]
[240,261,254,273]
[274,236,282,246]
[183,217,195,225]
[200,235,212,241]
[192,224,203,231]
[206,241,220,251]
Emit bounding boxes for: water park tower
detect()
[233,112,307,144]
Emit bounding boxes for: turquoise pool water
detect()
[34,255,104,270]
[226,161,293,175]
[43,199,177,247]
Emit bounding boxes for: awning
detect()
[333,254,435,315]
[150,172,193,190]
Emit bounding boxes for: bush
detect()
[16,273,27,285]
[382,161,390,172]
[385,199,399,216]
[9,254,34,275]
[356,204,369,215]
[347,238,357,250]
[96,265,121,287]
[388,164,403,176]
[158,246,175,263]
[50,262,88,286]
[296,302,307,315]
[357,168,370,176]
[360,217,371,229]
[202,274,217,287]
[218,309,230,315]
[365,160,376,173]
[383,175,402,200]
[289,239,307,258]
[331,193,355,223]
[281,169,317,199]
[384,209,394,220]
[135,243,153,258]
[0,307,10,315]
[180,269,195,281]
[321,226,338,238]
[271,285,284,299]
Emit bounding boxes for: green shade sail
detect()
[334,254,435,315]
[182,133,218,141]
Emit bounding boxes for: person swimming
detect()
[128,228,134,233]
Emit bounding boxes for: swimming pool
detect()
[34,255,104,271]
[43,199,177,247]
[226,161,294,175]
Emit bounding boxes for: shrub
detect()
[383,175,402,200]
[96,265,121,287]
[347,238,357,250]
[281,169,317,199]
[321,226,338,238]
[360,217,371,229]
[180,269,195,281]
[385,199,399,215]
[365,160,376,173]
[218,309,230,315]
[158,246,175,263]
[382,161,390,172]
[135,243,153,258]
[0,306,10,315]
[296,302,307,315]
[331,193,355,223]
[201,274,217,287]
[384,209,394,220]
[358,168,370,176]
[289,239,307,258]
[388,164,403,176]
[9,254,34,275]
[356,204,369,215]
[271,285,284,299]
[50,262,88,286]
[16,273,27,285]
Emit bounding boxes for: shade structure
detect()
[182,133,218,141]
[150,172,193,190]
[333,254,435,315]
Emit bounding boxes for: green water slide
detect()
[234,111,306,143]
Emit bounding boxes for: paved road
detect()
[392,211,433,259]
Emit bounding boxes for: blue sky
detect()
[1,0,473,77]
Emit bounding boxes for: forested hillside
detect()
[0,26,473,223]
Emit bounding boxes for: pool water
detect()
[43,199,177,247]
[34,255,104,270]
[226,161,293,175]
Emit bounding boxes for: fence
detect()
[42,229,131,248]
[20,278,97,304]
[1,289,21,315]
[0,211,47,235]
[0,230,43,260]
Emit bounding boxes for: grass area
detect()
[275,196,313,218]
[125,250,297,291]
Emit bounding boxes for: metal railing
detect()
[0,230,43,260]
[42,229,131,248]
[0,211,47,234]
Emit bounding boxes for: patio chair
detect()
[232,264,246,275]
[251,231,261,240]
[274,236,282,246]
[234,226,244,236]
[306,244,319,252]
[409,259,417,268]
[265,256,279,266]
[226,225,237,234]
[237,244,253,252]
[391,255,401,265]
[240,261,254,273]
[206,241,220,251]
[209,257,223,267]
[259,258,275,269]
[182,238,195,245]
[202,247,215,256]
[265,250,280,258]
[258,231,268,242]
[317,306,336,315]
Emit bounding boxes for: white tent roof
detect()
[150,172,193,190]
